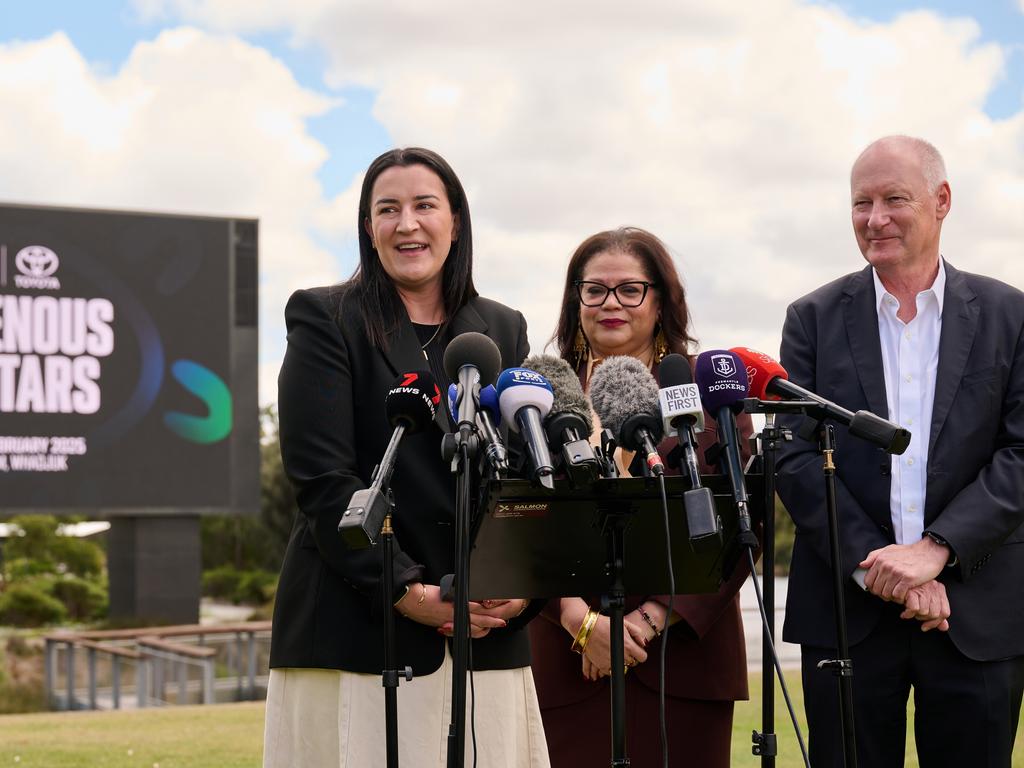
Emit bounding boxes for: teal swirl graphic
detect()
[163,360,233,444]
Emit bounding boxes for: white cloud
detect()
[136,2,1023,362]
[0,29,341,404]
[85,2,1024,385]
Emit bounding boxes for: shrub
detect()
[50,576,108,621]
[50,537,104,577]
[202,565,243,601]
[0,583,68,626]
[237,570,277,605]
[1,514,105,579]
[202,565,277,605]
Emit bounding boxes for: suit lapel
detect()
[379,298,492,433]
[929,261,979,460]
[842,266,889,418]
[373,303,452,432]
[379,310,430,381]
[448,299,489,342]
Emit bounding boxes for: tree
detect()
[200,405,296,573]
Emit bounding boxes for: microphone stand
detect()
[381,496,413,768]
[595,501,632,767]
[341,437,414,767]
[746,414,785,766]
[745,399,858,768]
[817,423,857,768]
[442,424,480,768]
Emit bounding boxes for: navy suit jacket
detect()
[776,260,1024,661]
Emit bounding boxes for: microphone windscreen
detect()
[589,356,663,446]
[521,354,591,424]
[385,370,440,433]
[657,353,705,434]
[443,331,502,385]
[729,347,788,400]
[694,350,749,414]
[495,368,554,430]
[658,353,693,387]
[479,384,501,426]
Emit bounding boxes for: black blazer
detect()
[269,286,533,674]
[776,261,1024,661]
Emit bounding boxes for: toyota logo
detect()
[15,245,60,277]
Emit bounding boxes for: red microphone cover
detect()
[729,347,788,400]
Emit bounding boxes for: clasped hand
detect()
[396,584,527,639]
[580,614,650,681]
[860,539,951,632]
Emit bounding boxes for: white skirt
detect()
[263,648,550,768]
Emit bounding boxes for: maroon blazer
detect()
[529,361,756,706]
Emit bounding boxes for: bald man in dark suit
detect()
[776,135,1024,767]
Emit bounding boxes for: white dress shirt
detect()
[873,260,945,545]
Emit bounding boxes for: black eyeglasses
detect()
[574,280,657,307]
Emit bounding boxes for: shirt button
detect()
[905,331,912,340]
[904,374,912,383]
[907,458,915,466]
[909,504,918,512]
[906,418,913,425]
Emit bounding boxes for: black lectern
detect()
[470,475,760,600]
[468,474,763,767]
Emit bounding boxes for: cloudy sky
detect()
[2,0,1021,405]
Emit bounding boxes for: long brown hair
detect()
[552,227,696,366]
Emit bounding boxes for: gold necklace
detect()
[420,324,442,360]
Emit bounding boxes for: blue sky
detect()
[1,1,1021,403]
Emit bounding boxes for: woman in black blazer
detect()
[263,148,550,767]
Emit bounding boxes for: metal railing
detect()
[43,621,271,711]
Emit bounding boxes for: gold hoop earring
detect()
[654,325,669,364]
[573,327,589,368]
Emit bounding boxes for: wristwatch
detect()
[924,531,958,567]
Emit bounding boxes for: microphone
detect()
[447,383,458,421]
[443,332,503,439]
[730,347,911,455]
[446,383,509,477]
[694,350,757,546]
[589,356,665,477]
[477,385,509,477]
[658,354,721,551]
[658,355,705,437]
[521,354,602,485]
[495,367,556,489]
[338,370,441,548]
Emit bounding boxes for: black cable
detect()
[469,640,477,768]
[656,473,673,768]
[746,548,811,768]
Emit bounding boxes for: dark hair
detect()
[552,227,696,366]
[337,147,477,349]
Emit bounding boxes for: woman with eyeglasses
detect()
[528,227,754,768]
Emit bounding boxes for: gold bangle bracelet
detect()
[571,608,599,654]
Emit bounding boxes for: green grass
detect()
[1,677,1021,767]
[734,673,1024,767]
[0,702,264,768]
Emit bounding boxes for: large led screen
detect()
[0,203,258,512]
